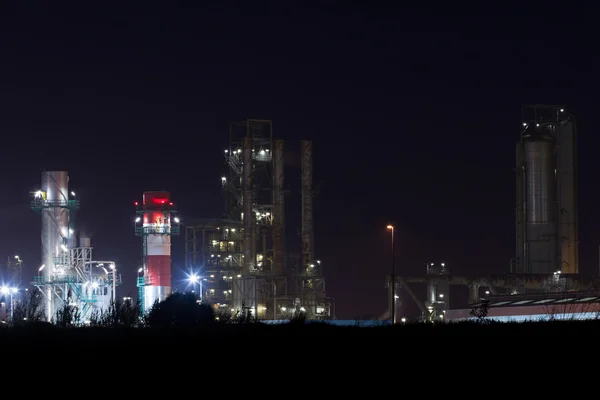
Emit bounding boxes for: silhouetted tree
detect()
[55,303,81,328]
[470,299,490,323]
[11,288,45,326]
[103,298,142,327]
[145,292,215,329]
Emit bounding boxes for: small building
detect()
[445,292,600,322]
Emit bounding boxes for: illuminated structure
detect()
[386,105,585,322]
[135,191,180,313]
[514,105,578,274]
[31,171,121,322]
[185,119,333,319]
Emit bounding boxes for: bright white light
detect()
[14,255,19,259]
[221,177,226,181]
[71,191,75,196]
[91,282,99,289]
[69,229,74,235]
[0,286,8,294]
[109,264,115,270]
[189,274,199,283]
[135,217,141,223]
[174,217,180,223]
[61,244,68,252]
[39,264,45,271]
[11,288,17,294]
[138,268,143,273]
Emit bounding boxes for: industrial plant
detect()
[30,171,121,322]
[184,119,333,320]
[5,106,590,325]
[0,119,333,323]
[390,104,600,322]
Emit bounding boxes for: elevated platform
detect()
[135,225,180,236]
[31,198,80,212]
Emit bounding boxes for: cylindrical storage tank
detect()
[523,133,557,274]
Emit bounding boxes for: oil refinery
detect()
[0,119,333,323]
[3,108,591,325]
[184,119,333,320]
[389,104,599,323]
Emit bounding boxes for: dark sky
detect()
[1,2,598,319]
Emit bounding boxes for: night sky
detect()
[1,3,598,319]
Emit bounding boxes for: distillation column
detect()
[557,118,578,274]
[242,136,255,275]
[272,139,285,277]
[523,131,557,274]
[516,106,576,275]
[300,140,314,271]
[40,171,71,321]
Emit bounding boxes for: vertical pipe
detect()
[300,140,314,271]
[243,136,254,275]
[272,139,285,276]
[557,118,578,274]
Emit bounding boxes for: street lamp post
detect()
[387,225,396,324]
[189,274,202,301]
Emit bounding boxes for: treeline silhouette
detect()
[1,288,600,350]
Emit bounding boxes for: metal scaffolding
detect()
[185,119,334,320]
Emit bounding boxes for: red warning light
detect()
[134,201,139,206]
[169,202,173,206]
[152,198,167,205]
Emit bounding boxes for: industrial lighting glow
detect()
[174,217,180,223]
[0,286,8,294]
[135,217,141,222]
[189,274,199,283]
[39,264,45,271]
[71,191,75,196]
[386,225,393,230]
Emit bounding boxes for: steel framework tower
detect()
[183,119,333,320]
[135,191,180,313]
[31,171,121,322]
[514,105,578,275]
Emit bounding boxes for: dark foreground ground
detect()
[2,319,599,349]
